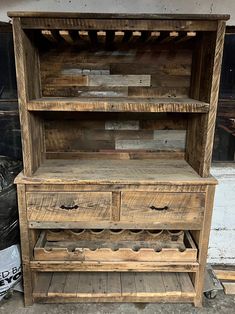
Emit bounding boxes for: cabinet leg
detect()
[22,262,33,306]
[194,298,203,308]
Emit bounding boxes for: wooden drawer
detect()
[120,192,205,226]
[26,192,112,222]
[34,229,197,262]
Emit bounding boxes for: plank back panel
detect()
[44,112,187,158]
[39,43,192,99]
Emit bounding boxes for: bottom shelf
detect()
[34,272,196,303]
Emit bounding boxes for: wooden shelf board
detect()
[27,97,210,113]
[29,221,202,230]
[15,159,217,185]
[30,261,199,272]
[8,13,225,32]
[33,272,196,303]
[7,12,230,20]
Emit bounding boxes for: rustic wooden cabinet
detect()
[9,12,229,306]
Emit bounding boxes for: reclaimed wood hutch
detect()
[8,12,229,306]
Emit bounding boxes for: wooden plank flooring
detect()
[33,272,195,302]
[222,282,235,295]
[17,159,216,184]
[213,266,235,281]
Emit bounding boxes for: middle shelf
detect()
[27,97,209,113]
[16,108,219,178]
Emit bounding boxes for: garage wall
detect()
[0,0,234,265]
[209,166,235,264]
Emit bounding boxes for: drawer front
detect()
[26,192,112,221]
[120,192,205,226]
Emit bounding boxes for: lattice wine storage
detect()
[34,229,197,262]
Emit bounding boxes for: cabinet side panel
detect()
[200,21,226,176]
[186,21,226,177]
[12,18,43,175]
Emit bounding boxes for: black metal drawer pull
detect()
[150,205,169,211]
[60,205,79,210]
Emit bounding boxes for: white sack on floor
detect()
[0,244,22,300]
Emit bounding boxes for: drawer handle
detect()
[150,205,169,211]
[60,205,79,210]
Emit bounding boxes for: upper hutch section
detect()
[8,12,229,113]
[9,13,228,178]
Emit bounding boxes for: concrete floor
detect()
[0,291,234,314]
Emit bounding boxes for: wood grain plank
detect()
[48,272,67,296]
[46,75,151,87]
[110,62,191,76]
[128,87,189,98]
[107,273,121,296]
[76,273,93,297]
[213,267,235,281]
[18,17,218,31]
[30,261,199,272]
[115,130,186,151]
[8,12,229,20]
[134,273,146,296]
[143,272,165,295]
[91,273,108,296]
[43,86,128,98]
[33,273,52,297]
[222,282,235,295]
[162,273,181,296]
[121,273,136,296]
[89,75,151,87]
[177,273,195,297]
[105,120,139,130]
[45,151,185,160]
[63,272,80,297]
[27,98,210,113]
[25,183,207,193]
